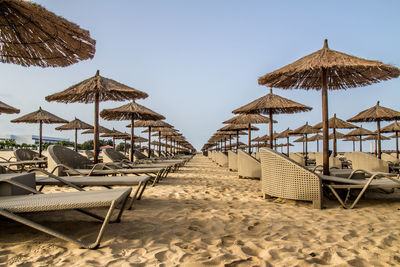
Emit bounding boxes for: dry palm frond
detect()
[233,89,312,114]
[0,0,96,67]
[46,71,148,104]
[0,100,19,114]
[258,40,400,90]
[56,117,92,130]
[347,101,400,122]
[11,107,67,124]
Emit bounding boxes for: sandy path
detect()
[1,154,400,266]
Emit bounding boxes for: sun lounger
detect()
[344,152,389,173]
[228,151,238,171]
[237,149,261,179]
[0,173,131,249]
[0,159,47,173]
[14,148,46,161]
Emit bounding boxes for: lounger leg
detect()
[137,181,148,200]
[127,183,142,210]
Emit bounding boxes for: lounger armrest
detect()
[0,179,42,194]
[49,164,85,176]
[28,168,84,191]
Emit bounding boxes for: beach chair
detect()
[47,145,167,186]
[215,152,228,167]
[344,152,389,173]
[237,149,261,179]
[0,173,131,249]
[228,150,238,171]
[14,149,45,161]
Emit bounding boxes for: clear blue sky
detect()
[1,0,400,152]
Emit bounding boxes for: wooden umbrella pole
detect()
[269,109,273,149]
[248,123,251,154]
[333,127,337,157]
[74,128,78,152]
[224,137,227,152]
[236,130,239,152]
[396,132,399,159]
[158,131,161,156]
[113,137,115,149]
[124,138,127,155]
[352,140,355,152]
[321,67,329,175]
[360,135,362,152]
[148,126,151,158]
[374,139,377,156]
[305,134,308,166]
[93,92,99,163]
[377,120,381,159]
[317,139,319,152]
[287,136,289,155]
[39,120,43,157]
[229,134,232,151]
[130,115,134,162]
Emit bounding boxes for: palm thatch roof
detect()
[258,40,400,90]
[308,134,323,141]
[363,134,390,141]
[290,122,320,135]
[46,71,148,104]
[275,143,294,147]
[100,128,126,138]
[345,127,374,137]
[232,89,312,114]
[381,121,400,133]
[220,124,259,131]
[100,101,164,121]
[81,125,112,134]
[347,101,400,122]
[126,120,172,128]
[142,127,177,134]
[223,114,275,124]
[274,128,292,139]
[313,114,357,129]
[0,0,96,67]
[329,131,345,139]
[294,136,308,143]
[55,117,93,131]
[11,107,67,124]
[343,136,361,142]
[0,100,19,114]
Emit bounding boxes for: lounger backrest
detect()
[134,150,147,160]
[48,145,92,171]
[103,148,128,162]
[260,148,322,207]
[14,149,40,161]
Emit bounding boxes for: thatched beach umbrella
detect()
[0,101,19,114]
[343,136,361,152]
[55,117,93,151]
[308,134,323,152]
[11,107,67,157]
[258,39,400,174]
[347,101,400,159]
[45,70,148,163]
[313,113,357,157]
[129,120,171,158]
[100,101,164,161]
[290,122,319,165]
[363,134,390,156]
[381,121,400,158]
[100,128,126,149]
[223,114,273,153]
[0,0,95,67]
[81,125,111,135]
[274,128,293,155]
[233,89,311,149]
[220,124,259,152]
[344,126,374,152]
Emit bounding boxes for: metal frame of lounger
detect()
[0,159,47,173]
[320,171,400,209]
[0,177,131,249]
[28,168,150,209]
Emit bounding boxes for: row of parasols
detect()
[0,70,195,162]
[202,39,400,175]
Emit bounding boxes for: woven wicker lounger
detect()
[0,175,131,249]
[0,159,47,172]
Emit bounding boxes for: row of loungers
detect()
[0,146,193,249]
[207,149,400,209]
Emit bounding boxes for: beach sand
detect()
[1,154,400,266]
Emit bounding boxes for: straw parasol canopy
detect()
[274,128,293,155]
[313,113,357,157]
[343,136,361,152]
[381,121,400,159]
[308,133,323,152]
[0,100,19,114]
[258,39,400,174]
[223,114,271,153]
[45,70,148,163]
[100,128,127,149]
[219,123,259,152]
[0,0,96,67]
[127,120,171,158]
[290,122,320,164]
[81,125,111,134]
[11,107,67,157]
[55,117,93,151]
[344,126,374,152]
[363,134,390,156]
[233,88,311,148]
[101,101,165,160]
[347,101,400,158]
